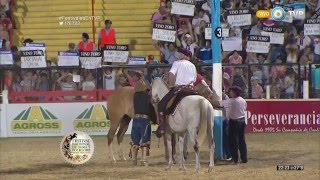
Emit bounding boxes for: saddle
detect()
[165,87,198,115]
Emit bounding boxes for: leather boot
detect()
[155,112,165,138]
[140,147,148,166]
[131,145,139,166]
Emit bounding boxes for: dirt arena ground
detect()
[0,133,319,180]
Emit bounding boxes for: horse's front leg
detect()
[183,133,188,161]
[165,132,174,170]
[178,134,186,171]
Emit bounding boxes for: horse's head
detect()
[151,77,169,104]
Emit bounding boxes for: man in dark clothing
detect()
[130,80,152,166]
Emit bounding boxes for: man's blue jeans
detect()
[131,118,151,146]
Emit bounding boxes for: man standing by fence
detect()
[208,86,248,164]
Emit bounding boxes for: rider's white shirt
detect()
[169,60,197,86]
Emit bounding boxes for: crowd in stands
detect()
[0,0,13,49]
[1,0,320,101]
[150,0,320,98]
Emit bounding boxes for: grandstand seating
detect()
[13,0,160,61]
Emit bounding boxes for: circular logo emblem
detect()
[271,7,285,21]
[60,131,94,165]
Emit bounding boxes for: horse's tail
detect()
[198,97,215,147]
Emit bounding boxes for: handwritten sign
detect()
[0,50,13,65]
[304,19,320,35]
[152,23,176,42]
[79,51,102,69]
[103,45,129,63]
[261,26,284,45]
[128,56,146,65]
[227,10,251,27]
[58,52,79,66]
[21,50,46,68]
[222,37,242,52]
[246,35,270,54]
[205,24,229,40]
[171,0,195,16]
[19,43,46,56]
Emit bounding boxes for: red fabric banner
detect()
[245,100,320,133]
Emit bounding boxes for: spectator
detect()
[22,38,33,47]
[192,9,210,38]
[270,56,287,78]
[57,73,77,100]
[103,68,116,90]
[246,52,258,64]
[0,13,11,30]
[202,0,211,15]
[0,0,9,17]
[11,74,21,92]
[285,38,299,63]
[295,30,312,51]
[36,73,49,91]
[98,20,116,50]
[270,84,281,99]
[230,67,247,97]
[313,36,320,63]
[251,66,263,84]
[164,0,172,13]
[66,43,77,53]
[155,41,180,64]
[300,45,315,65]
[229,51,243,64]
[177,21,195,41]
[251,76,263,99]
[181,33,199,58]
[283,69,295,98]
[20,71,35,92]
[78,33,96,52]
[151,6,167,23]
[52,72,61,91]
[81,72,96,99]
[249,20,263,36]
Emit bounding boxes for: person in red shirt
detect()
[78,33,96,52]
[98,20,116,49]
[98,20,116,65]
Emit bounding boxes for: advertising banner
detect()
[245,100,320,133]
[1,101,319,137]
[2,102,134,137]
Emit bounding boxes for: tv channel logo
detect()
[257,7,304,21]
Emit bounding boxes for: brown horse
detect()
[106,86,159,162]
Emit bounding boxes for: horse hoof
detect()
[179,167,186,172]
[165,165,173,171]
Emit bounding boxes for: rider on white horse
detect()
[155,48,197,138]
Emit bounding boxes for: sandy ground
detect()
[0,133,319,180]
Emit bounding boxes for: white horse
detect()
[151,78,215,173]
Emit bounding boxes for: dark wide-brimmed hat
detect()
[228,86,243,97]
[178,48,192,57]
[134,81,148,92]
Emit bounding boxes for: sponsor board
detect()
[245,101,320,133]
